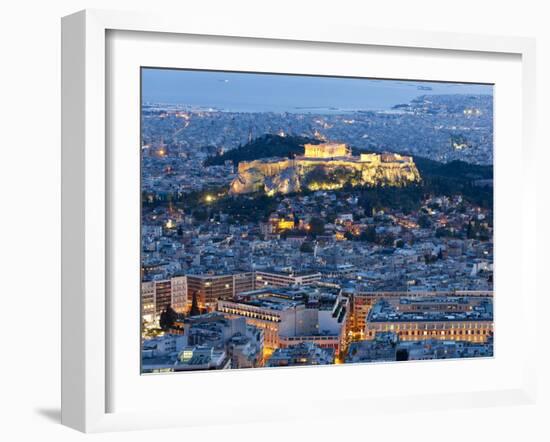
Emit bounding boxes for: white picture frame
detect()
[61,9,538,433]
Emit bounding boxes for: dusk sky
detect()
[142,68,493,113]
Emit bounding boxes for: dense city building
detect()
[140,76,494,371]
[218,286,348,356]
[348,290,492,335]
[186,271,255,311]
[364,296,493,343]
[254,268,322,288]
[346,331,493,363]
[183,312,264,369]
[174,346,230,371]
[266,342,334,367]
[141,275,188,322]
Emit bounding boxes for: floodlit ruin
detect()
[229,142,421,195]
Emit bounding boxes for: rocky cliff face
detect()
[229,154,421,195]
[229,158,295,194]
[360,162,421,187]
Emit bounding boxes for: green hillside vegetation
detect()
[205,134,492,180]
[205,134,492,208]
[144,134,493,223]
[203,134,321,166]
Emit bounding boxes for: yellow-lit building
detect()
[265,214,295,234]
[140,275,188,323]
[303,142,351,158]
[349,290,493,333]
[364,296,493,343]
[217,287,348,355]
[186,271,255,311]
[229,141,421,195]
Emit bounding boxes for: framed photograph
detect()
[61,9,538,433]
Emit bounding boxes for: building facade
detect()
[349,290,493,335]
[218,287,347,356]
[140,275,188,324]
[364,296,493,343]
[254,268,322,288]
[187,271,255,311]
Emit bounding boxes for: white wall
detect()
[0,1,547,441]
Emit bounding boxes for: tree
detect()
[381,233,395,247]
[300,241,314,253]
[189,292,201,316]
[344,231,355,241]
[203,134,320,167]
[466,221,475,239]
[436,227,456,238]
[396,348,409,361]
[303,166,329,187]
[360,226,377,243]
[193,208,208,222]
[308,217,325,237]
[159,305,178,330]
[424,254,437,264]
[418,214,431,229]
[363,199,373,217]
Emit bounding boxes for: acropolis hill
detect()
[229,142,421,195]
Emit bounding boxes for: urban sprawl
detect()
[141,93,494,372]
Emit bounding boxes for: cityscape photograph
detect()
[140,68,494,373]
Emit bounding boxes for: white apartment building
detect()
[254,268,321,288]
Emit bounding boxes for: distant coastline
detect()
[143,92,493,115]
[142,67,493,114]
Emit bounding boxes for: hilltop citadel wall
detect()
[229,142,421,195]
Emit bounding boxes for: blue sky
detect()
[142,68,493,112]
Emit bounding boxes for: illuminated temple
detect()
[303,142,350,158]
[229,142,421,195]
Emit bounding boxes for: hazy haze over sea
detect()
[142,68,493,113]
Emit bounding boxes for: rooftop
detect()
[367,296,493,323]
[266,342,334,366]
[226,286,340,311]
[256,267,321,277]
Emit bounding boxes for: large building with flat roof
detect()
[346,331,493,364]
[141,275,188,322]
[183,312,264,369]
[217,286,348,357]
[254,267,322,288]
[186,271,255,311]
[364,296,493,343]
[174,346,230,371]
[266,342,334,367]
[347,289,493,334]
